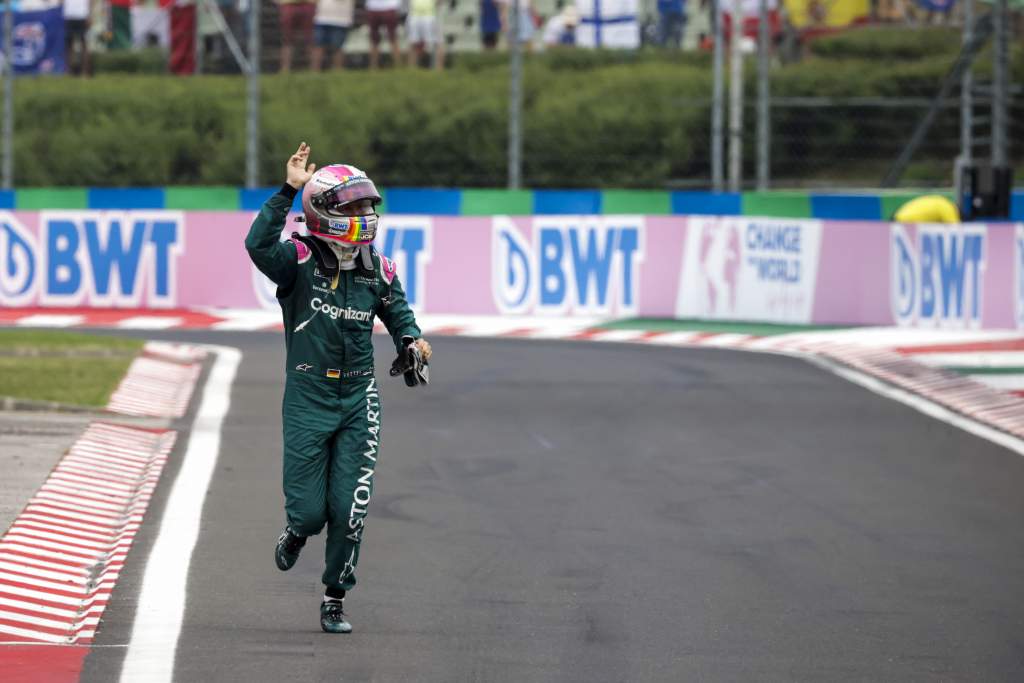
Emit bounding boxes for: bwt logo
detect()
[1,211,184,307]
[891,224,985,328]
[0,216,36,306]
[251,217,432,311]
[375,218,432,310]
[493,217,644,315]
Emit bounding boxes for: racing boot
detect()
[274,527,306,571]
[320,597,352,634]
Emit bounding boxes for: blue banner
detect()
[5,5,65,74]
[914,0,955,12]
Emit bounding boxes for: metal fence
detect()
[0,0,1020,191]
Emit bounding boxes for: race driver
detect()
[244,142,432,634]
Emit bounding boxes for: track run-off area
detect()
[5,329,1024,682]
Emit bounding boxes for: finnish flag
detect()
[575,0,640,49]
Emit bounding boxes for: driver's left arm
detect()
[378,274,423,355]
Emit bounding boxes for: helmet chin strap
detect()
[325,240,358,270]
[359,245,374,272]
[324,240,374,273]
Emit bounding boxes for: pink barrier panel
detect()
[0,210,1020,329]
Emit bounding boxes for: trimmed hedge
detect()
[807,25,962,61]
[91,47,169,74]
[12,29,1023,188]
[14,64,715,188]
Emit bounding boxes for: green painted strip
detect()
[461,189,532,215]
[16,188,89,210]
[944,366,1024,375]
[603,190,671,215]
[164,187,239,210]
[598,317,850,337]
[742,192,813,218]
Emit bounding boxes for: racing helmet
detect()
[301,164,382,245]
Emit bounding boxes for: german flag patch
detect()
[326,369,341,379]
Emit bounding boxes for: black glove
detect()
[389,336,429,387]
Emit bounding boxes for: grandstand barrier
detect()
[1,210,1022,328]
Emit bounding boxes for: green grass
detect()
[0,330,143,407]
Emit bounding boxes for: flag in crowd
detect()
[1,0,65,74]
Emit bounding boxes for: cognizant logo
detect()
[310,297,372,322]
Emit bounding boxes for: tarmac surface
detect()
[53,330,1024,681]
[0,412,98,536]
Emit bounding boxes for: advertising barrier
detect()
[1,210,1022,329]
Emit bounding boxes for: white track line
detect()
[456,320,542,337]
[805,354,1024,458]
[770,328,1024,349]
[14,314,85,327]
[209,311,282,331]
[119,345,241,683]
[588,329,650,343]
[697,333,753,347]
[967,374,1024,391]
[114,317,183,330]
[908,351,1024,368]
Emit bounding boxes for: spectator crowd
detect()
[7,0,1017,76]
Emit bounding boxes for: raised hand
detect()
[286,142,316,189]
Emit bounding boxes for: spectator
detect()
[366,0,402,68]
[278,0,316,72]
[169,0,197,75]
[433,0,448,69]
[64,0,91,76]
[498,0,535,51]
[480,0,502,49]
[406,0,438,67]
[199,0,244,73]
[108,0,133,50]
[542,1,578,46]
[656,0,686,47]
[312,0,354,70]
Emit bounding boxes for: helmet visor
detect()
[318,177,382,213]
[315,214,378,244]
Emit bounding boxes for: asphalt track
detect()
[72,331,1024,682]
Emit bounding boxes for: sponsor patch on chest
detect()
[310,297,373,322]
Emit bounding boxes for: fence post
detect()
[245,0,261,189]
[2,0,12,189]
[728,0,743,192]
[756,0,769,190]
[711,0,724,191]
[508,0,523,189]
[992,0,1008,167]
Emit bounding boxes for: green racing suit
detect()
[245,184,421,592]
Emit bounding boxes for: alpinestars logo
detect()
[309,297,372,322]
